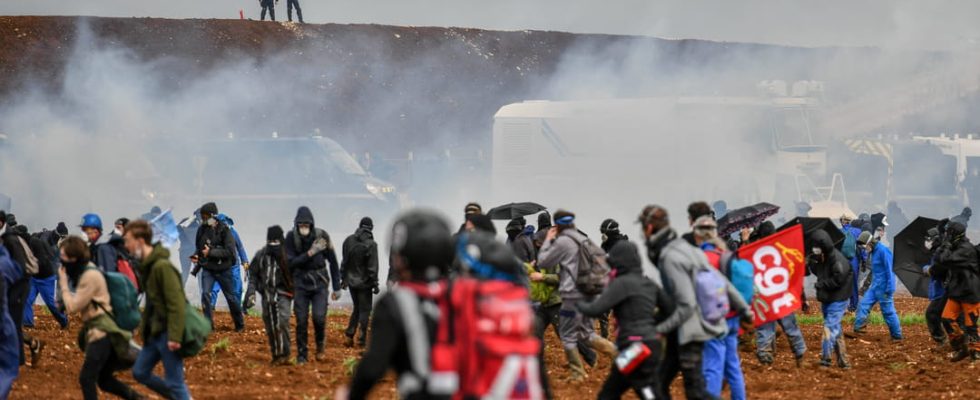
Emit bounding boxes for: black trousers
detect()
[658,335,713,400]
[599,339,663,400]
[286,0,303,22]
[345,287,373,344]
[260,1,275,21]
[926,296,948,343]
[80,337,138,400]
[7,277,29,365]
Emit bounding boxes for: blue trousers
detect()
[756,313,806,358]
[132,333,190,400]
[200,269,245,329]
[821,300,848,362]
[848,259,860,311]
[703,317,745,400]
[210,266,243,309]
[854,286,903,339]
[23,276,68,328]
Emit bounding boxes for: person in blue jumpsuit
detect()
[853,231,903,340]
[210,214,248,311]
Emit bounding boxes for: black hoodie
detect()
[808,230,854,303]
[576,241,675,347]
[341,227,379,290]
[285,206,341,292]
[933,223,980,303]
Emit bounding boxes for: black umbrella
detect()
[718,202,780,237]
[776,217,846,255]
[893,216,940,298]
[486,202,547,220]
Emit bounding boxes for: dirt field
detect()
[9,297,979,399]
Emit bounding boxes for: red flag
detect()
[737,224,806,326]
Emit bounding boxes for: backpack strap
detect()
[83,266,116,320]
[391,287,433,394]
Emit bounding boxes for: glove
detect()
[243,293,256,310]
[373,286,380,295]
[190,264,202,277]
[308,238,329,256]
[739,312,755,334]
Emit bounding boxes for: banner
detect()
[150,208,179,249]
[737,224,805,326]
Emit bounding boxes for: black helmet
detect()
[390,209,454,282]
[456,231,522,283]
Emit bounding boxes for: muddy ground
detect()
[9,297,979,399]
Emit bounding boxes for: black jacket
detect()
[1,231,31,284]
[808,230,853,303]
[246,246,293,300]
[195,222,237,271]
[341,227,379,290]
[576,241,675,347]
[933,237,980,303]
[601,232,629,253]
[285,206,341,292]
[349,290,443,400]
[508,233,536,264]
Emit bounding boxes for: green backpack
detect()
[158,264,212,358]
[88,267,141,331]
[176,300,211,358]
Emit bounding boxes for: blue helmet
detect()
[79,213,103,231]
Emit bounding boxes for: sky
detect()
[2,0,980,50]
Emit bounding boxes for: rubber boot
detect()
[835,336,851,370]
[563,347,588,382]
[950,335,969,362]
[590,336,618,360]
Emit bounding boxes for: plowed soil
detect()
[10,297,979,399]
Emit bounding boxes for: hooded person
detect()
[284,206,342,364]
[506,217,536,264]
[577,241,675,400]
[638,205,752,399]
[930,222,980,361]
[596,218,628,338]
[244,225,294,365]
[456,202,483,235]
[341,217,380,348]
[533,211,552,249]
[192,202,244,332]
[343,210,455,400]
[853,229,903,341]
[840,214,864,312]
[950,207,972,228]
[807,230,854,369]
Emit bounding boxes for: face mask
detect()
[601,234,608,243]
[925,240,933,249]
[132,248,144,261]
[299,227,311,237]
[268,240,281,247]
[207,218,218,227]
[811,247,822,255]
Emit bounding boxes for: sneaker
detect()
[297,356,308,365]
[795,356,804,368]
[315,349,327,362]
[838,360,852,370]
[29,339,44,368]
[757,353,774,365]
[819,358,832,368]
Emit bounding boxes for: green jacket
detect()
[527,262,561,307]
[140,244,186,343]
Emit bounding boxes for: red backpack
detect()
[116,255,140,293]
[397,278,544,400]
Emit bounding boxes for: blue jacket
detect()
[868,242,896,293]
[923,256,946,301]
[0,245,22,399]
[216,214,249,267]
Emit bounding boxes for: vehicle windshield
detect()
[318,139,368,176]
